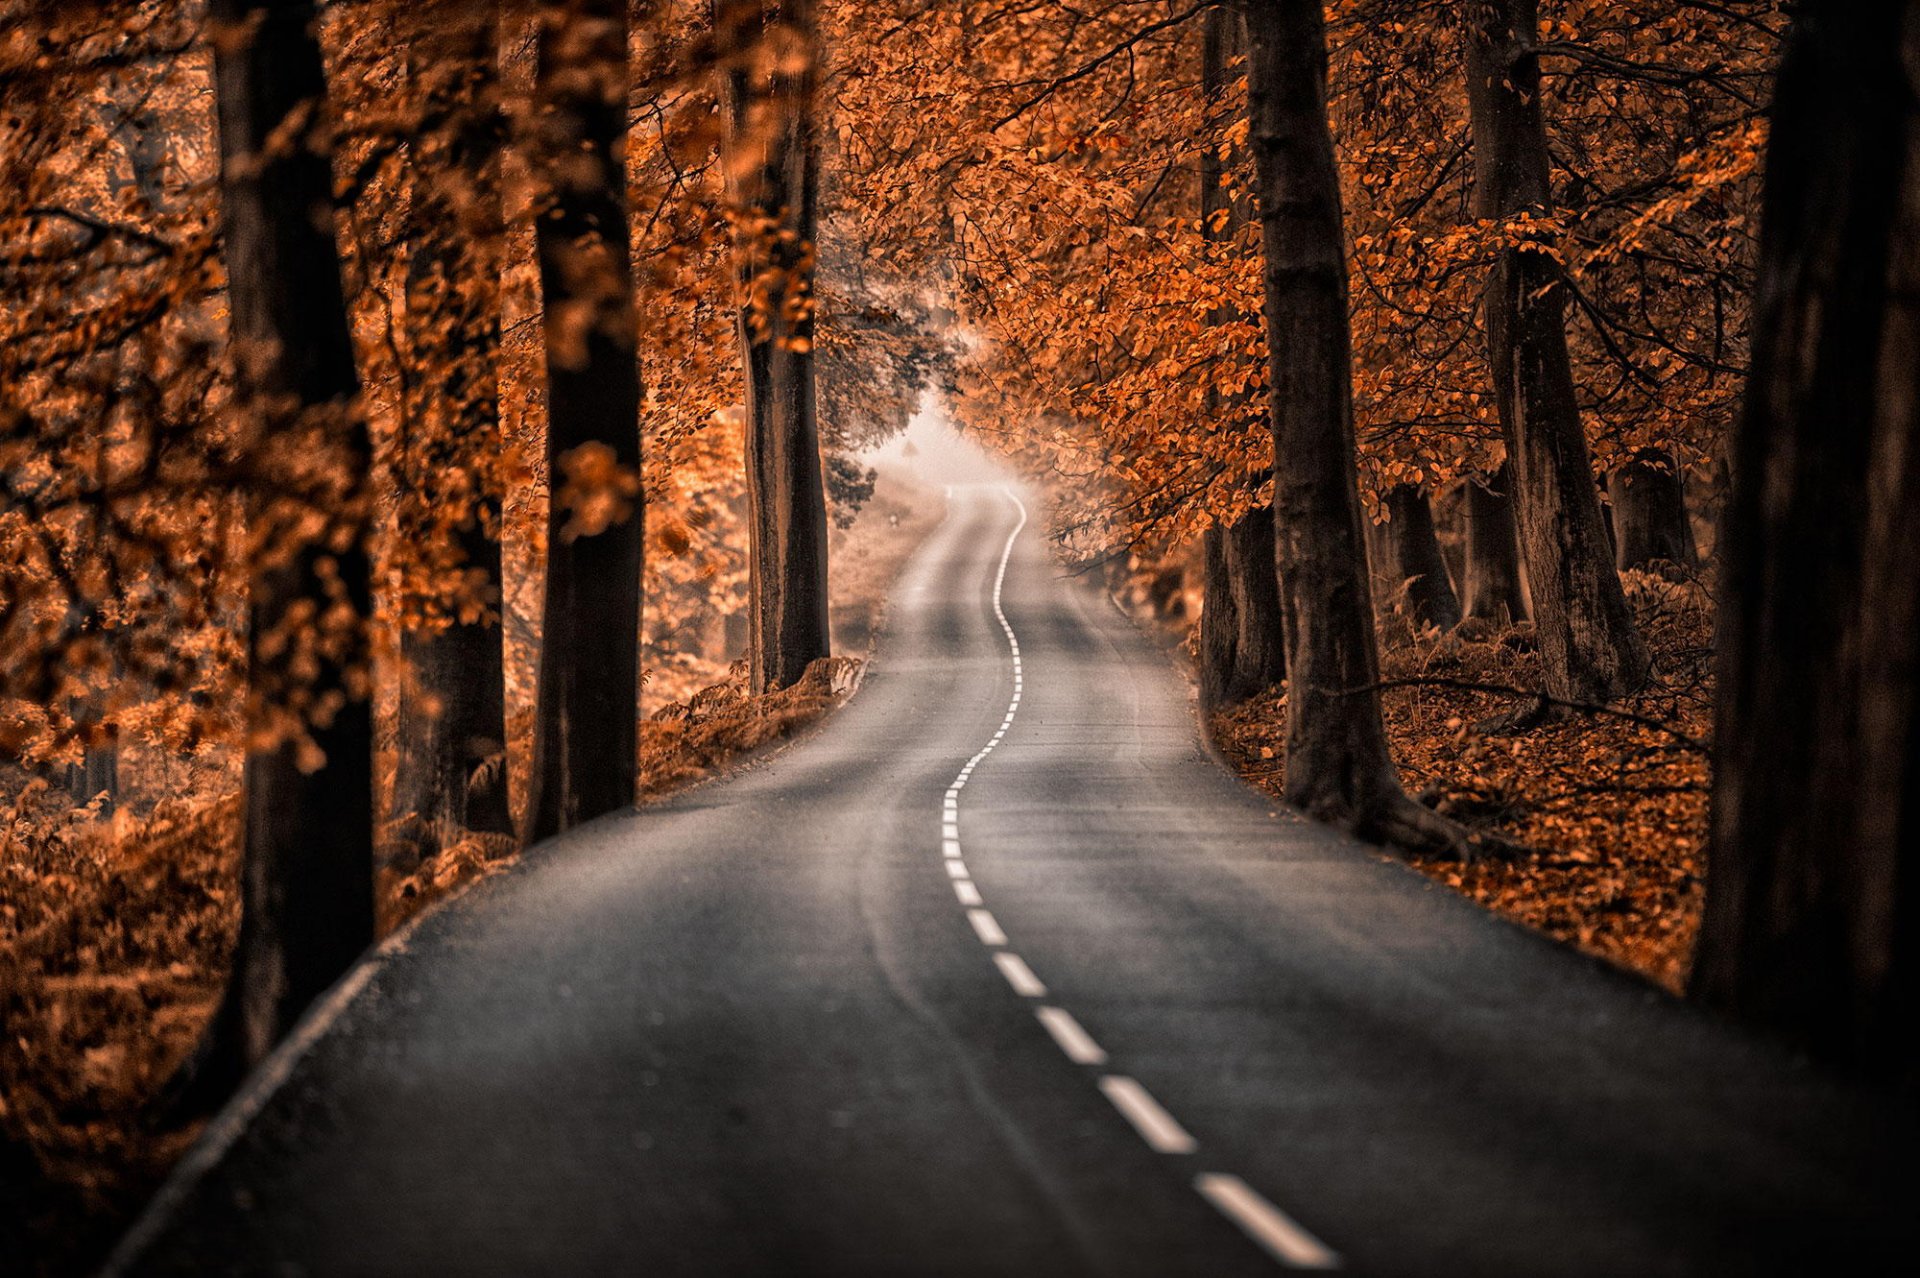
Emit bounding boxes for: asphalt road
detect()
[114,485,1915,1276]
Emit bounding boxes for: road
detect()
[114,484,1914,1276]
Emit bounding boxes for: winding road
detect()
[113,484,1914,1276]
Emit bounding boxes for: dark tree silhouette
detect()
[1369,483,1461,633]
[1460,465,1529,626]
[209,0,374,1071]
[1691,0,1920,1079]
[720,0,833,692]
[389,0,514,858]
[1197,4,1284,707]
[1460,0,1649,702]
[527,0,644,840]
[1244,0,1489,856]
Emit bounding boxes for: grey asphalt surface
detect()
[119,485,1915,1276]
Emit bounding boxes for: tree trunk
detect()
[209,0,374,1070]
[1691,1,1920,1078]
[388,0,514,859]
[1460,0,1649,701]
[1461,464,1528,625]
[719,0,832,693]
[1244,0,1477,856]
[1200,507,1286,705]
[1370,483,1461,633]
[1197,4,1284,707]
[66,719,117,815]
[527,0,644,841]
[1607,447,1697,572]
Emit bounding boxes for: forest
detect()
[3,0,1916,1273]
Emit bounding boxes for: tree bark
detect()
[719,0,832,693]
[388,0,514,859]
[527,0,644,841]
[1461,464,1528,625]
[208,0,374,1070]
[1370,483,1461,633]
[1691,1,1920,1077]
[1460,0,1649,701]
[1197,4,1284,707]
[1243,0,1481,857]
[1607,447,1697,572]
[1200,507,1286,705]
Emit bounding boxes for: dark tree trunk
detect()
[1243,0,1477,855]
[209,0,374,1070]
[1460,0,1649,701]
[527,0,643,841]
[1200,507,1286,705]
[1691,2,1920,1077]
[388,0,514,859]
[719,0,832,693]
[1607,447,1698,572]
[1370,484,1461,633]
[66,723,117,814]
[1461,464,1528,625]
[1197,4,1284,707]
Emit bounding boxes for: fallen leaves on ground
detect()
[1215,571,1712,994]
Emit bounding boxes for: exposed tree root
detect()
[1364,789,1534,862]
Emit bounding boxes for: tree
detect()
[1198,4,1284,708]
[1460,465,1528,625]
[1607,448,1697,572]
[1244,0,1487,855]
[526,0,644,840]
[1369,483,1460,633]
[718,0,833,693]
[207,0,374,1070]
[387,0,514,859]
[1691,1,1920,1077]
[1459,0,1650,704]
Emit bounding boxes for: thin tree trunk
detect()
[209,0,374,1071]
[1691,1,1920,1077]
[1460,0,1649,702]
[719,0,832,693]
[66,715,117,814]
[1607,447,1697,572]
[1244,0,1488,856]
[1461,464,1528,625]
[388,0,514,859]
[527,0,643,841]
[1370,483,1461,633]
[1197,3,1284,707]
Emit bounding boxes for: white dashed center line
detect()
[1196,1175,1342,1270]
[966,908,1008,946]
[1036,1007,1107,1065]
[993,952,1048,998]
[934,485,1339,1269]
[1098,1076,1197,1154]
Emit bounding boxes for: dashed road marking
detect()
[1036,1007,1107,1065]
[1098,1076,1197,1155]
[1196,1174,1342,1269]
[993,952,1048,998]
[933,485,1334,1269]
[967,908,1008,947]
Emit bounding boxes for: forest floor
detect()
[1209,570,1714,993]
[0,467,945,1278]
